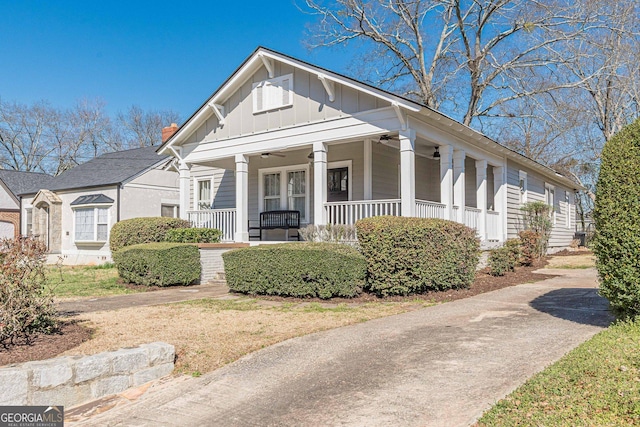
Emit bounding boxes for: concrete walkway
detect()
[71,268,613,427]
[57,282,230,315]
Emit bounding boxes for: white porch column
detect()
[439,145,453,220]
[178,160,191,221]
[363,139,372,200]
[453,149,466,223]
[476,159,487,241]
[235,154,249,242]
[493,166,507,242]
[399,130,416,217]
[313,142,328,226]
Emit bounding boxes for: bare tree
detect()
[304,0,591,126]
[114,105,181,150]
[0,100,55,172]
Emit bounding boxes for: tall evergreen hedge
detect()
[593,118,640,318]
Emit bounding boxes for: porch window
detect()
[195,178,212,210]
[263,173,281,211]
[288,171,306,218]
[259,165,309,222]
[328,167,349,202]
[74,207,109,242]
[252,74,293,113]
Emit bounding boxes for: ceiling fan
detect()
[260,152,286,158]
[379,134,441,159]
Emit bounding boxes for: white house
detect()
[20,146,180,265]
[158,47,580,249]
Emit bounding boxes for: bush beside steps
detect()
[113,242,201,287]
[222,242,366,299]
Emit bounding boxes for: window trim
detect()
[545,183,556,225]
[193,176,214,210]
[24,205,33,236]
[258,163,310,223]
[327,160,353,202]
[565,190,571,228]
[161,204,180,218]
[519,170,528,204]
[72,204,111,244]
[252,73,294,114]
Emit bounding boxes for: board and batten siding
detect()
[183,64,387,145]
[506,160,576,248]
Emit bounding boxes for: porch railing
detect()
[487,210,501,241]
[187,208,236,242]
[325,199,401,225]
[464,207,481,231]
[415,199,447,219]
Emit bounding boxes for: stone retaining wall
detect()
[198,243,248,282]
[0,342,175,408]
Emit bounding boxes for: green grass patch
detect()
[47,265,137,298]
[477,320,640,426]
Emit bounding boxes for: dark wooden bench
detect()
[249,210,301,241]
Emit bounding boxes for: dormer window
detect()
[252,74,293,113]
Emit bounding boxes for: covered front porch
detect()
[183,131,507,245]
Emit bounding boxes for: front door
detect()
[327,167,348,202]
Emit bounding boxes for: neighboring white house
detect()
[0,170,53,239]
[20,146,180,265]
[158,47,581,249]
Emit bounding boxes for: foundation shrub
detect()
[356,216,480,296]
[113,242,200,286]
[593,117,640,319]
[0,237,58,346]
[519,230,541,266]
[109,217,191,252]
[222,243,366,299]
[504,238,523,266]
[165,228,222,243]
[488,247,514,276]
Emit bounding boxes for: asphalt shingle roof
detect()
[19,146,171,195]
[0,170,53,199]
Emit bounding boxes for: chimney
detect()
[162,123,179,143]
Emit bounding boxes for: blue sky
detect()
[0,0,351,119]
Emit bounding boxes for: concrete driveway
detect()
[74,267,612,427]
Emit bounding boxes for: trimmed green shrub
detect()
[0,237,58,346]
[593,118,640,319]
[356,216,480,296]
[488,247,513,276]
[504,238,523,267]
[113,242,200,286]
[165,228,222,243]
[222,243,366,299]
[109,217,190,252]
[519,230,541,266]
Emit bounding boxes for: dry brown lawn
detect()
[62,299,427,376]
[545,253,595,269]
